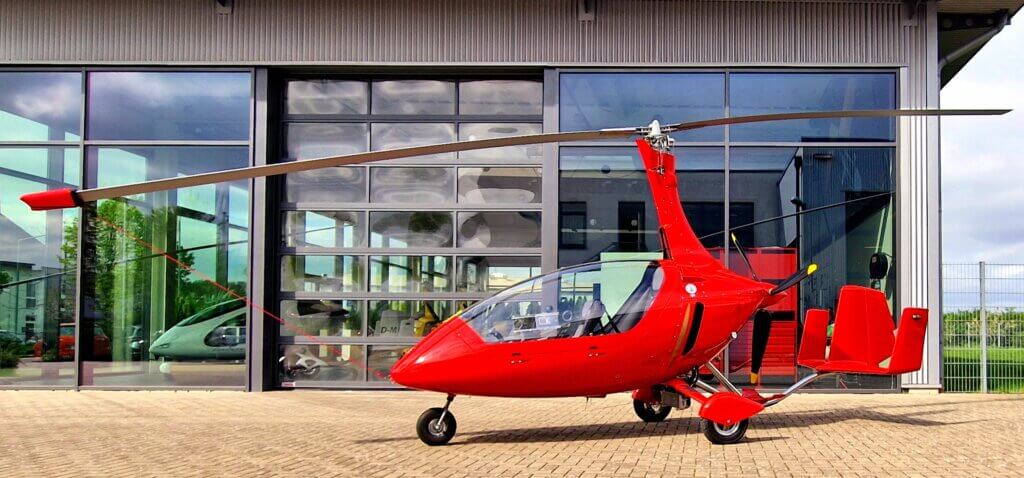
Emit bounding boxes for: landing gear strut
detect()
[416,394,457,446]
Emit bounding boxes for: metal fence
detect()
[943,263,1024,393]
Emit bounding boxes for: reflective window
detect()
[81,190,250,387]
[558,147,725,266]
[279,300,363,338]
[372,80,455,115]
[799,148,895,309]
[457,123,542,160]
[369,256,451,293]
[0,147,80,386]
[458,212,542,248]
[368,300,451,337]
[369,211,453,248]
[87,71,251,141]
[279,344,366,383]
[286,80,368,115]
[458,167,541,204]
[456,256,541,293]
[274,76,542,388]
[0,72,81,141]
[560,73,725,141]
[370,123,456,161]
[280,255,363,293]
[462,261,661,342]
[368,345,407,382]
[459,80,542,115]
[86,146,249,189]
[284,123,368,161]
[284,167,366,204]
[729,73,897,142]
[370,167,454,204]
[283,211,365,249]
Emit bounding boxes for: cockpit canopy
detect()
[461,260,664,343]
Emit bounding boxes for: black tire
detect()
[416,407,457,446]
[633,399,672,422]
[701,418,748,445]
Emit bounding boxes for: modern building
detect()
[0,0,1019,392]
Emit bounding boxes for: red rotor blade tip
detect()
[20,188,81,211]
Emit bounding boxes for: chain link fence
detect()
[943,263,1024,393]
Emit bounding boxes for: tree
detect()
[0,270,10,287]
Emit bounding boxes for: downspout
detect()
[938,12,1009,70]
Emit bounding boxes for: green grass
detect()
[943,347,1024,393]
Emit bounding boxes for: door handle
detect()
[510,352,527,365]
[587,345,604,358]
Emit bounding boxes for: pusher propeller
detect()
[730,232,760,282]
[770,263,819,296]
[20,108,1009,210]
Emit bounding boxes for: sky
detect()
[941,21,1024,265]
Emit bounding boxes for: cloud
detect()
[941,22,1024,264]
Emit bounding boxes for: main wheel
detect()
[701,418,748,445]
[416,407,457,446]
[633,399,672,422]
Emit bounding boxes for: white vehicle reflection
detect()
[149,300,246,361]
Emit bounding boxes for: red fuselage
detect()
[390,257,773,397]
[390,138,778,398]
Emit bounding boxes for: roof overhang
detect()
[938,0,1023,86]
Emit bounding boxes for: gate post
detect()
[979,261,988,393]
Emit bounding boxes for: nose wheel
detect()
[701,418,749,445]
[416,394,457,446]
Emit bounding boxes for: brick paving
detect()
[0,390,1022,477]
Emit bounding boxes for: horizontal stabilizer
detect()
[797,285,928,375]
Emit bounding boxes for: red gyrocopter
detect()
[21,108,1008,445]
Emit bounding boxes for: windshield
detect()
[461,261,663,342]
[177,300,245,327]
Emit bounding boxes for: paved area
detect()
[0,391,1022,477]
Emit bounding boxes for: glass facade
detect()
[0,72,82,386]
[559,71,897,390]
[275,77,543,387]
[78,71,252,388]
[1,70,256,389]
[0,68,902,391]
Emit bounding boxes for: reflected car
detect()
[33,323,111,361]
[149,300,247,361]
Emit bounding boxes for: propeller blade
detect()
[730,233,760,282]
[20,108,1009,210]
[749,309,773,385]
[770,263,819,296]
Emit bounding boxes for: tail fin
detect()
[885,307,928,374]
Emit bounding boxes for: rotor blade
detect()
[770,263,819,296]
[21,128,636,210]
[730,233,760,282]
[664,108,1009,132]
[20,108,1009,210]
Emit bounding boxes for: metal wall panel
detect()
[0,0,905,65]
[898,1,942,388]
